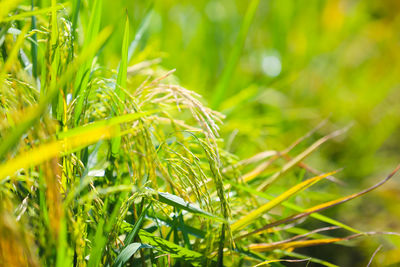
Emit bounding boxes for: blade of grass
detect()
[0,23,29,81]
[111,14,130,157]
[244,164,400,236]
[127,4,153,62]
[50,0,62,121]
[70,0,80,59]
[30,0,38,78]
[254,258,311,267]
[257,126,350,191]
[0,0,21,22]
[248,230,397,252]
[156,190,226,223]
[0,110,153,181]
[138,229,208,266]
[1,4,66,22]
[211,0,260,109]
[124,204,150,245]
[114,243,152,267]
[241,119,328,182]
[73,0,102,125]
[231,170,338,232]
[367,245,383,267]
[275,250,338,267]
[0,26,112,160]
[146,209,206,239]
[89,191,130,267]
[228,179,360,234]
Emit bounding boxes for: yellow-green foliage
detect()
[1,1,399,266]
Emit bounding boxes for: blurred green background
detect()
[93,0,400,265]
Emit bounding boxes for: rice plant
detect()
[1,1,399,266]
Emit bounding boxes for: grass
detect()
[1,1,400,266]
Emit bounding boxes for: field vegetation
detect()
[1,0,400,266]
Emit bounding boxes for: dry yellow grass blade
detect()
[249,237,349,252]
[0,110,155,181]
[253,258,311,267]
[241,119,329,183]
[231,170,338,232]
[242,164,400,236]
[256,126,349,191]
[248,230,400,253]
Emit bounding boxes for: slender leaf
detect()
[228,179,360,234]
[257,127,349,191]
[231,170,338,232]
[0,26,112,160]
[155,190,226,223]
[212,0,260,109]
[114,243,152,267]
[244,164,400,236]
[138,229,208,266]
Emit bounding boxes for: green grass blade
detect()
[138,229,208,266]
[73,0,102,125]
[88,216,106,267]
[1,4,66,22]
[127,4,153,62]
[124,204,150,245]
[156,190,226,223]
[111,14,130,157]
[0,23,29,82]
[146,210,206,238]
[114,243,152,267]
[30,0,38,78]
[0,26,112,160]
[211,0,260,109]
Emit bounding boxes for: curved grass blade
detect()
[0,111,154,181]
[275,250,338,267]
[231,170,338,232]
[124,204,150,245]
[138,229,208,266]
[367,245,383,267]
[114,243,152,267]
[228,179,360,234]
[111,14,130,157]
[257,127,349,191]
[249,231,383,252]
[127,4,153,62]
[1,4,66,23]
[156,190,226,223]
[0,0,20,22]
[212,0,260,109]
[73,0,102,125]
[0,23,29,81]
[30,0,38,78]
[0,27,112,160]
[254,258,311,267]
[146,209,206,238]
[89,191,130,267]
[241,119,328,183]
[244,164,400,236]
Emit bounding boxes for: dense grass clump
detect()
[1,1,399,266]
